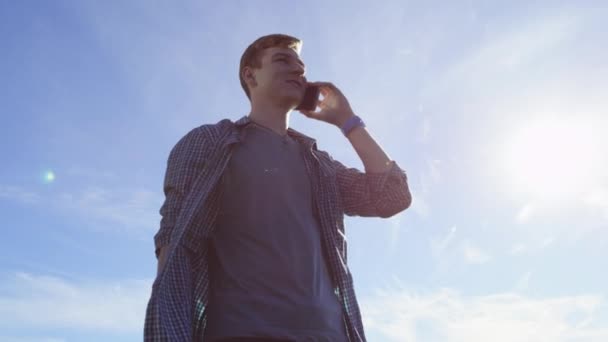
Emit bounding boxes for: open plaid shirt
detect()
[144,115,412,341]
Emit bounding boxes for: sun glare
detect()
[43,170,56,184]
[501,116,603,203]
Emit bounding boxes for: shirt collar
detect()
[231,115,317,150]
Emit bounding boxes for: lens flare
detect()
[43,170,56,183]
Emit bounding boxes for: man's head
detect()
[239,34,306,107]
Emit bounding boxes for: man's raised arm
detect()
[298,81,412,218]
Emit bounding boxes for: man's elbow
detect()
[377,190,412,218]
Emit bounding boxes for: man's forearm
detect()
[345,125,393,173]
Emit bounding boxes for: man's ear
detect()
[243,67,257,87]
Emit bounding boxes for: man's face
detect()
[247,47,307,107]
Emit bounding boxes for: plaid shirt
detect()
[144,115,412,341]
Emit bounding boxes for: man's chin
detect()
[277,94,302,109]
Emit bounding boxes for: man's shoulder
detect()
[186,118,234,141]
[169,118,235,155]
[312,147,341,174]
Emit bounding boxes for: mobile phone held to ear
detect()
[295,84,320,111]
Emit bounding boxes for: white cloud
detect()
[0,272,151,333]
[462,240,491,264]
[361,287,608,342]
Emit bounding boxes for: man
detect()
[144,33,412,342]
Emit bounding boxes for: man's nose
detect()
[290,62,306,77]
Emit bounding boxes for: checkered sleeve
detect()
[319,151,412,218]
[153,129,207,258]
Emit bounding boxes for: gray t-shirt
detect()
[204,123,348,342]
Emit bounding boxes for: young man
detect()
[144,34,412,341]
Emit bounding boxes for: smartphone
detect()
[295,84,320,111]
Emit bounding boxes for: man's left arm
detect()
[345,123,393,173]
[299,82,412,217]
[316,140,411,218]
[344,125,412,217]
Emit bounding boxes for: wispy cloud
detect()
[462,240,491,264]
[0,184,162,234]
[409,189,430,218]
[387,215,403,253]
[540,236,555,249]
[435,9,582,95]
[430,225,457,258]
[56,187,162,233]
[0,272,151,333]
[426,158,441,184]
[585,187,608,221]
[361,287,608,342]
[415,115,432,144]
[514,271,532,292]
[64,165,118,181]
[0,186,41,205]
[509,242,526,255]
[508,237,555,256]
[418,157,442,196]
[411,156,442,219]
[516,202,535,223]
[0,337,66,342]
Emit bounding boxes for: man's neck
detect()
[248,103,292,137]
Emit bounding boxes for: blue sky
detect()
[1,1,608,341]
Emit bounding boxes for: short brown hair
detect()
[239,34,302,100]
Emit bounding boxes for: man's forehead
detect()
[264,47,301,59]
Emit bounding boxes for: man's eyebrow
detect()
[272,52,305,66]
